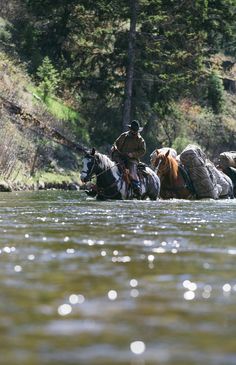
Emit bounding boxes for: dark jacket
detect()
[113,131,146,162]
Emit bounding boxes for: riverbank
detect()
[0,170,81,192]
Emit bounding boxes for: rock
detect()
[0,181,12,192]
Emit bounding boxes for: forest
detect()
[0,0,236,189]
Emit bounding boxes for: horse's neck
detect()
[96,153,120,183]
[168,157,178,182]
[160,157,178,185]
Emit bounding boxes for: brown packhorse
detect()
[151,149,195,199]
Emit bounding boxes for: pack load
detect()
[206,162,233,198]
[218,151,236,169]
[180,145,221,199]
[218,151,236,197]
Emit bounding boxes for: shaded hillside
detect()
[0,50,85,190]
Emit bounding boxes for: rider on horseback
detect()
[111,120,146,197]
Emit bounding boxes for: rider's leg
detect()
[128,161,141,196]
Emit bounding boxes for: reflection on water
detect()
[0,191,236,365]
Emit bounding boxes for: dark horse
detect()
[150,149,195,199]
[80,148,160,200]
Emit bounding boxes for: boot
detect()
[131,180,141,198]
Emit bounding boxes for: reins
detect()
[96,162,120,178]
[82,157,119,181]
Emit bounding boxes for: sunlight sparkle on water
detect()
[66,248,75,254]
[130,289,139,298]
[82,239,95,246]
[112,256,131,263]
[58,304,72,316]
[223,283,231,292]
[184,291,195,300]
[202,284,212,299]
[143,240,153,246]
[228,249,236,255]
[3,246,12,253]
[14,265,22,272]
[130,279,138,287]
[69,294,85,305]
[130,341,146,355]
[108,290,117,300]
[152,247,166,254]
[183,280,197,291]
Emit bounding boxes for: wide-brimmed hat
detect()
[128,120,143,132]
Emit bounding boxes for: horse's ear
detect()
[156,149,160,155]
[165,150,170,157]
[91,147,96,155]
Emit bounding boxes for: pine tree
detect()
[36,56,60,100]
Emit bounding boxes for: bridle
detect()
[81,155,96,181]
[154,157,170,176]
[82,155,125,198]
[82,154,121,181]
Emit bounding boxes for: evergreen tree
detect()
[207,71,225,114]
[36,56,60,100]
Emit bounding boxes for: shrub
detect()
[36,56,60,101]
[207,71,225,114]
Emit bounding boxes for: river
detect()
[0,191,235,365]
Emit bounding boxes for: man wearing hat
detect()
[111,120,146,197]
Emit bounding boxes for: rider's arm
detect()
[113,133,127,154]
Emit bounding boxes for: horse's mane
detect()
[95,152,116,169]
[167,155,179,181]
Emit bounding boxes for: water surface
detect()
[0,191,235,365]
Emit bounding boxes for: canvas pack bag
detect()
[219,151,236,169]
[180,145,220,199]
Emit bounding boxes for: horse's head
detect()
[80,148,97,182]
[150,149,170,172]
[152,149,178,181]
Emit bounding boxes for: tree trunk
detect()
[122,0,138,132]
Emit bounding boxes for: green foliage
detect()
[42,95,78,121]
[204,0,236,57]
[171,136,195,154]
[0,17,12,42]
[36,56,60,100]
[4,0,236,154]
[207,71,225,114]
